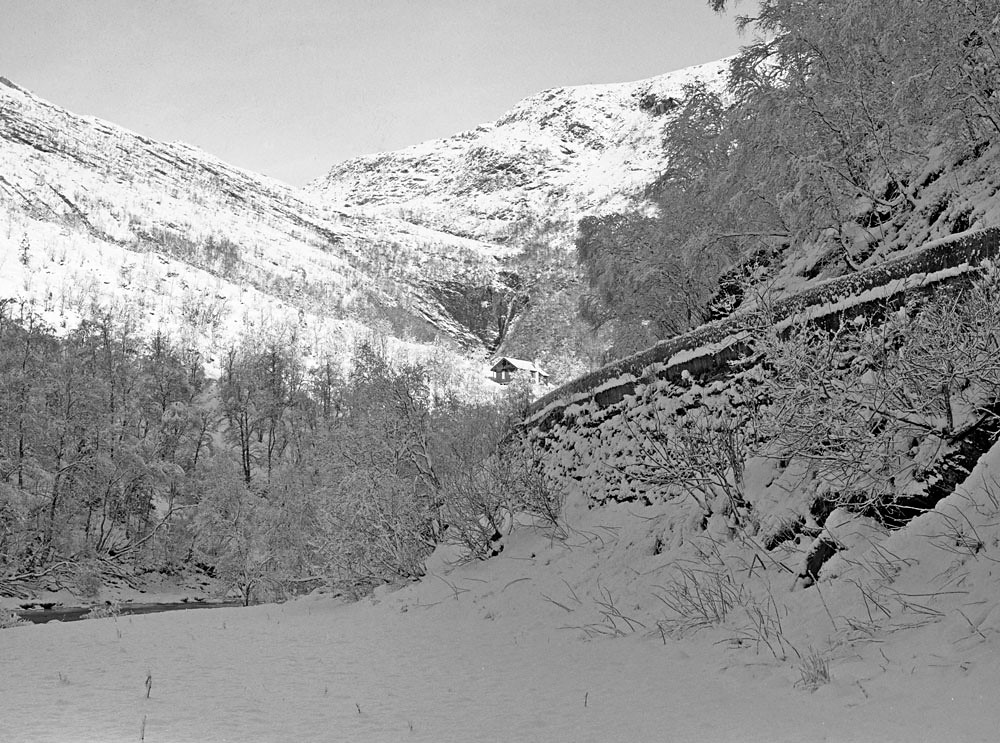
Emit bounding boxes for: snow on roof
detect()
[491,357,549,376]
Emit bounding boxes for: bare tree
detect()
[761,268,1000,515]
[620,369,767,526]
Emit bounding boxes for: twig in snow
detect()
[502,577,531,592]
[956,608,988,640]
[434,574,468,601]
[561,579,583,605]
[540,593,574,613]
[814,581,839,632]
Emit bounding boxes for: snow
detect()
[5,50,1000,743]
[6,460,1000,741]
[664,330,750,369]
[4,599,995,743]
[0,78,517,367]
[305,59,732,243]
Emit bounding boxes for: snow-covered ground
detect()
[5,591,997,743]
[5,445,1000,742]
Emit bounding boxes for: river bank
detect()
[14,598,245,624]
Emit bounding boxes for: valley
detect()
[3,2,1000,739]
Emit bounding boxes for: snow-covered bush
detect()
[75,567,102,599]
[761,267,1000,519]
[438,433,561,560]
[615,368,767,527]
[188,460,301,606]
[0,608,28,629]
[82,600,121,620]
[317,472,434,584]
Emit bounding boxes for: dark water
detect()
[16,600,244,624]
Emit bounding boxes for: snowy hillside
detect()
[0,60,732,367]
[306,60,730,242]
[0,75,517,363]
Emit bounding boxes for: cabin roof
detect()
[490,357,549,376]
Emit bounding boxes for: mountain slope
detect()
[0,59,731,375]
[0,76,515,360]
[305,60,729,242]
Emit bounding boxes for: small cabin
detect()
[490,357,549,385]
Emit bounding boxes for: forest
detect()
[3,0,1000,609]
[0,302,552,604]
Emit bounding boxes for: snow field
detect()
[4,462,1000,742]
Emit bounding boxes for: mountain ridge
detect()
[305,59,730,243]
[0,58,729,381]
[0,75,517,364]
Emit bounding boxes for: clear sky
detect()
[0,1,749,186]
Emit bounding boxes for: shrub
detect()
[796,648,832,691]
[620,370,766,525]
[76,568,102,599]
[83,601,121,620]
[761,267,1000,517]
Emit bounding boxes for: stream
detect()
[16,599,244,624]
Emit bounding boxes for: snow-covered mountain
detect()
[0,76,518,364]
[0,60,726,371]
[306,60,729,242]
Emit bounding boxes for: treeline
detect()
[0,304,555,603]
[577,0,1000,357]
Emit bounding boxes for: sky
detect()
[0,1,750,187]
